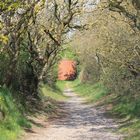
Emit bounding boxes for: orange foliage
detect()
[58,60,77,80]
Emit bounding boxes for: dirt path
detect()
[23,89,123,140]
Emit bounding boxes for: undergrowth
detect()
[0,81,67,140]
[0,87,31,140]
[119,119,140,140]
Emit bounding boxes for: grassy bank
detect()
[0,81,67,140]
[0,88,31,140]
[72,80,109,103]
[72,80,140,140]
[119,119,140,140]
[40,81,67,101]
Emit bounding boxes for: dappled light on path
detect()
[24,89,123,140]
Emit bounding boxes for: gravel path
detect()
[23,89,123,140]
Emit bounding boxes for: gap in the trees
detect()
[58,59,77,81]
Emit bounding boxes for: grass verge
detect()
[0,81,67,140]
[0,87,31,140]
[73,80,109,103]
[40,81,67,101]
[119,119,140,140]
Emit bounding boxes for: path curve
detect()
[24,89,123,140]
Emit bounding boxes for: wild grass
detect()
[40,81,68,101]
[72,80,109,103]
[112,97,140,117]
[56,81,67,92]
[112,96,140,140]
[118,119,140,140]
[0,87,31,140]
[0,81,68,140]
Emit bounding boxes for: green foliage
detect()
[56,81,67,92]
[71,0,140,122]
[112,96,140,117]
[60,45,77,60]
[73,80,109,102]
[44,64,58,88]
[40,82,67,101]
[0,87,31,140]
[119,120,140,140]
[0,0,84,139]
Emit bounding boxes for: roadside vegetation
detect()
[72,80,140,140]
[0,0,140,140]
[72,80,108,102]
[0,81,67,140]
[0,88,31,140]
[40,82,67,101]
[70,1,140,139]
[0,1,83,139]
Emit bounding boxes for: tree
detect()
[0,0,86,98]
[71,0,140,99]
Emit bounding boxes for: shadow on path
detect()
[23,89,123,140]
